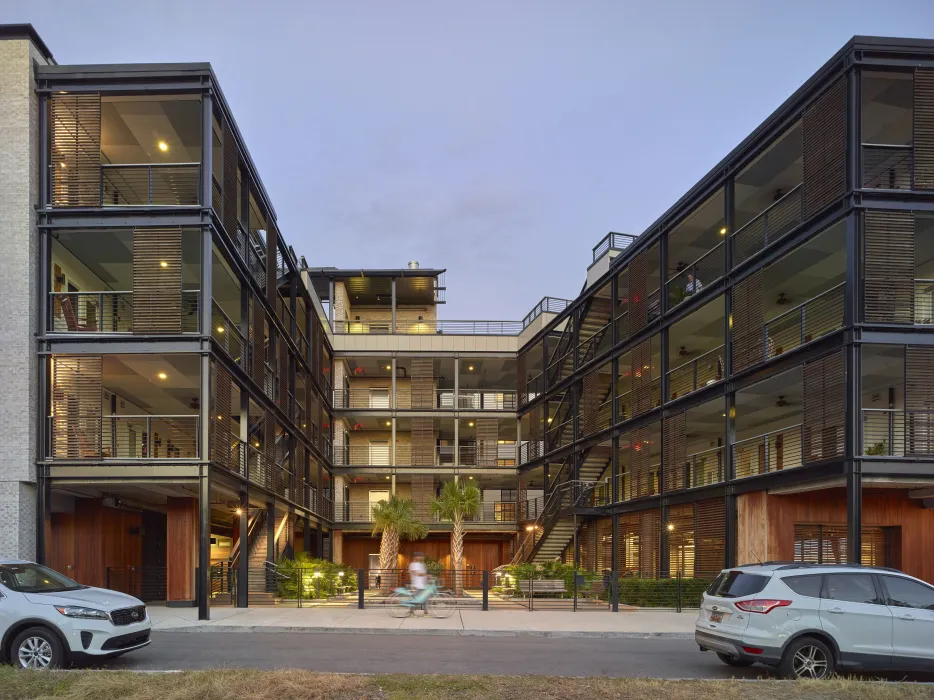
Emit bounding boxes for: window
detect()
[782,574,823,598]
[823,574,879,604]
[706,571,769,598]
[881,576,934,610]
[793,524,889,567]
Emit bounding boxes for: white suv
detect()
[0,559,152,668]
[696,563,934,678]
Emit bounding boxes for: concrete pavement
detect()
[147,605,696,638]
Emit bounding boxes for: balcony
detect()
[612,468,660,502]
[211,302,246,368]
[731,184,803,267]
[667,345,724,401]
[522,297,572,328]
[49,414,199,460]
[862,409,934,456]
[764,283,844,360]
[335,388,518,411]
[667,242,724,310]
[862,144,914,190]
[335,500,515,524]
[101,163,200,206]
[49,291,200,334]
[733,424,803,478]
[664,446,725,492]
[334,319,523,335]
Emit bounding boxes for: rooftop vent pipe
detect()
[408,260,420,269]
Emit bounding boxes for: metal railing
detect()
[212,302,246,368]
[512,480,603,564]
[522,297,573,328]
[593,232,637,262]
[336,501,515,524]
[577,321,611,366]
[49,414,199,460]
[667,345,724,401]
[616,378,661,422]
[762,283,845,361]
[334,319,523,335]
[453,390,518,411]
[614,466,660,502]
[665,446,725,492]
[458,444,517,467]
[914,279,934,324]
[105,566,167,602]
[521,496,544,521]
[49,290,200,333]
[101,163,200,206]
[733,423,803,478]
[731,183,803,266]
[667,241,724,309]
[862,408,934,457]
[518,440,545,464]
[862,143,913,190]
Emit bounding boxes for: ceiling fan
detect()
[776,395,790,407]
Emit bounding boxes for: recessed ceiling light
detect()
[216,326,225,333]
[385,365,391,370]
[157,141,169,152]
[719,227,727,235]
[385,421,391,427]
[385,476,390,480]
[468,421,474,427]
[160,261,168,268]
[157,372,168,380]
[468,365,474,371]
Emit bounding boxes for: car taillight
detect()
[735,599,792,614]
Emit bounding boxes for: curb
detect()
[153,626,694,640]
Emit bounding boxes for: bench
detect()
[517,579,566,597]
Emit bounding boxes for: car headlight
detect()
[55,606,110,620]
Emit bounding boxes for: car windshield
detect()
[0,564,87,593]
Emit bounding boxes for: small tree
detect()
[370,495,427,587]
[431,479,481,593]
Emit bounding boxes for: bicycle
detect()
[385,576,457,618]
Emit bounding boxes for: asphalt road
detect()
[76,633,769,678]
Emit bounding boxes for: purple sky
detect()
[9,0,934,320]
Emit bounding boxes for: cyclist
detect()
[408,552,429,615]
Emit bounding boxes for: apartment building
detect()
[515,36,934,588]
[3,25,934,618]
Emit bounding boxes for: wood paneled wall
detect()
[166,497,197,602]
[737,489,934,583]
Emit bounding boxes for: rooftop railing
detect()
[334,319,524,335]
[593,232,637,262]
[522,297,573,328]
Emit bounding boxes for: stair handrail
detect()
[511,479,603,564]
[229,509,266,570]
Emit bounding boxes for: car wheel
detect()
[716,652,755,667]
[778,636,834,679]
[11,627,66,670]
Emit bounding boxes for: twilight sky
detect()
[6,0,934,319]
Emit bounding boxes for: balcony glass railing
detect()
[862,144,913,190]
[733,424,803,478]
[101,163,200,206]
[49,290,200,334]
[862,408,934,457]
[49,414,199,460]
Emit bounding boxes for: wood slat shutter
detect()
[629,253,648,333]
[631,340,653,417]
[630,425,653,498]
[278,341,289,413]
[802,350,845,462]
[251,297,266,385]
[915,69,934,190]
[411,418,435,466]
[662,412,687,493]
[52,356,102,459]
[214,363,233,468]
[222,118,239,235]
[864,210,914,324]
[411,475,434,520]
[802,78,846,218]
[133,227,182,334]
[475,418,499,467]
[411,358,434,409]
[694,498,727,578]
[731,270,764,372]
[51,93,101,207]
[264,412,277,492]
[579,369,600,437]
[905,346,934,455]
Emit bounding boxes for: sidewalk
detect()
[148,605,696,639]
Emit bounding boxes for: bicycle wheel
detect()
[385,592,412,618]
[427,591,457,618]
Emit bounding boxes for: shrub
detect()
[276,553,356,599]
[617,576,712,608]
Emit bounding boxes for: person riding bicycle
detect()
[408,552,429,615]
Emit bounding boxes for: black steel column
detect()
[318,525,325,561]
[844,212,861,328]
[201,92,213,210]
[303,515,312,554]
[35,468,50,565]
[238,488,249,607]
[724,491,737,568]
[659,502,670,578]
[198,466,211,620]
[572,513,579,612]
[845,338,863,563]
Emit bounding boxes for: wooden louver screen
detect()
[133,228,183,334]
[629,425,654,498]
[278,341,289,413]
[802,350,845,462]
[222,118,239,235]
[263,412,277,491]
[616,509,660,579]
[864,210,914,324]
[51,93,101,207]
[662,412,687,493]
[579,368,601,437]
[52,356,102,459]
[629,253,648,333]
[266,227,279,304]
[905,346,934,455]
[915,69,934,190]
[731,270,764,372]
[214,363,233,468]
[802,78,847,218]
[251,297,266,385]
[410,358,434,409]
[476,418,499,467]
[693,498,727,578]
[631,339,653,417]
[411,418,435,466]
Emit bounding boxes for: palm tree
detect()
[431,479,481,592]
[370,495,427,586]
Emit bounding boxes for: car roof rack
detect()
[736,561,902,573]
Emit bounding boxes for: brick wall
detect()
[0,38,48,559]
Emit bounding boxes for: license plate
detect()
[710,611,723,623]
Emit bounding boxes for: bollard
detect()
[357,568,365,609]
[676,570,683,613]
[481,570,489,611]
